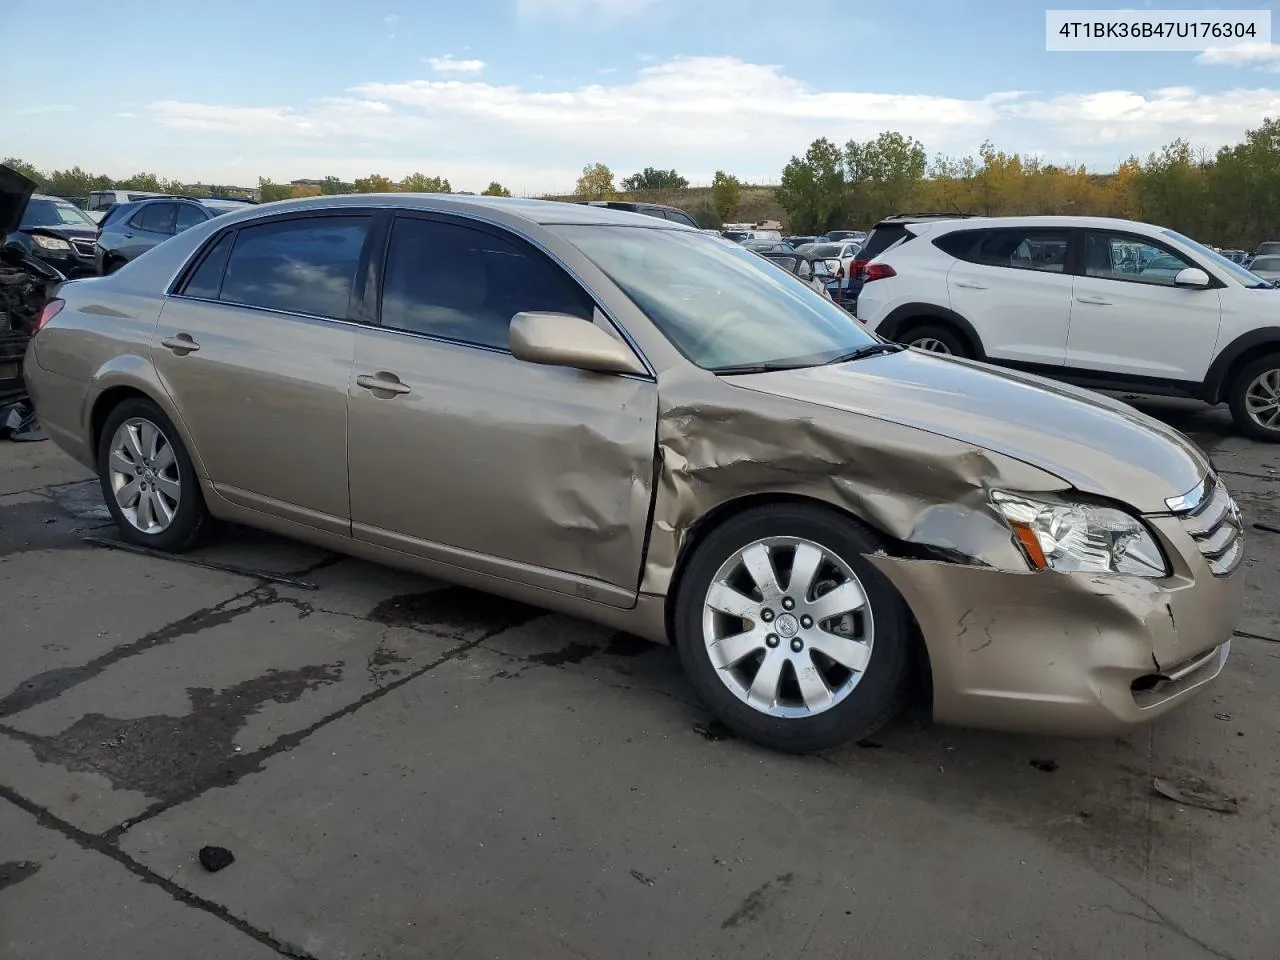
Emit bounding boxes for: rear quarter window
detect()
[860,225,908,260]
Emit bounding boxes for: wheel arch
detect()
[875,303,986,359]
[664,491,934,698]
[1202,327,1280,403]
[85,363,209,479]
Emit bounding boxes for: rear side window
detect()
[937,228,1070,274]
[859,224,908,260]
[181,233,234,299]
[664,208,698,228]
[219,216,371,320]
[380,216,593,349]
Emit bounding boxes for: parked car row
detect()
[21,191,1244,754]
[852,213,1280,441]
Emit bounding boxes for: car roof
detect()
[911,215,1178,235]
[214,194,691,229]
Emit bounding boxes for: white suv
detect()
[855,215,1280,441]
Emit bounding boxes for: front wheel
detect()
[901,324,969,358]
[97,397,212,551]
[673,504,913,753]
[1227,355,1280,442]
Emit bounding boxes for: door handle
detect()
[122,232,134,239]
[954,280,988,289]
[160,334,200,354]
[356,373,411,396]
[1075,295,1112,305]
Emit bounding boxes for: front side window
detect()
[1161,229,1273,288]
[219,215,371,320]
[1085,232,1193,286]
[380,217,593,350]
[20,199,97,229]
[132,202,176,234]
[559,225,876,371]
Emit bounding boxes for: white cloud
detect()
[383,13,398,23]
[1196,42,1280,72]
[137,56,1280,191]
[425,54,487,73]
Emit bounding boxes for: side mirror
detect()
[1174,267,1210,288]
[797,260,813,279]
[509,312,647,376]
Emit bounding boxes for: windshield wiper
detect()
[824,342,906,365]
[710,361,815,375]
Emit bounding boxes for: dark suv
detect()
[96,196,254,274]
[848,213,979,306]
[3,192,101,279]
[578,200,699,228]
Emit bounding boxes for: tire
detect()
[1227,354,1280,443]
[103,257,124,276]
[673,503,913,753]
[900,323,969,358]
[97,397,212,552]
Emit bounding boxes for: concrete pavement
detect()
[1,398,1277,959]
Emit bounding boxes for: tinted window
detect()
[859,224,908,261]
[940,228,1069,273]
[182,233,234,299]
[133,202,175,234]
[220,216,371,319]
[664,208,698,228]
[380,217,593,349]
[1085,232,1192,286]
[174,204,207,233]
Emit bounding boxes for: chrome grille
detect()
[1171,476,1244,577]
[69,238,97,258]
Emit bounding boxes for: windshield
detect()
[1162,229,1272,287]
[558,225,876,371]
[20,198,96,229]
[1250,256,1280,271]
[807,243,843,257]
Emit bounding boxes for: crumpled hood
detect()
[729,349,1209,513]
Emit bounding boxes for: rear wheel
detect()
[97,398,212,551]
[673,504,912,753]
[900,323,969,358]
[102,256,125,275]
[1228,354,1280,442]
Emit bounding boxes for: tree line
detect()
[10,115,1280,246]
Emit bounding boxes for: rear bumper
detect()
[869,550,1244,736]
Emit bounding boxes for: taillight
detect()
[863,263,897,283]
[34,299,64,333]
[851,258,869,279]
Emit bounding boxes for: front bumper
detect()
[868,514,1245,736]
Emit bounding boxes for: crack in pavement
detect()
[1095,899,1237,960]
[0,787,317,958]
[0,587,269,719]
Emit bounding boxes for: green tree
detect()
[711,170,741,221]
[574,162,616,199]
[2,157,44,184]
[116,172,165,191]
[482,181,512,197]
[320,176,351,195]
[621,167,689,192]
[400,173,451,193]
[353,173,398,193]
[844,131,927,222]
[258,177,294,202]
[776,138,846,234]
[689,197,722,230]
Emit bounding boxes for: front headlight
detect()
[992,491,1168,578]
[31,235,71,251]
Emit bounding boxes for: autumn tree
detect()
[401,173,451,193]
[575,162,615,199]
[621,167,689,192]
[482,182,512,197]
[291,184,322,198]
[711,170,741,221]
[776,138,847,234]
[353,173,398,193]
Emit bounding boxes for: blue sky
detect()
[6,0,1280,193]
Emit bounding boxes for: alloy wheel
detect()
[1245,368,1280,431]
[910,336,952,354]
[107,417,181,534]
[701,536,875,718]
